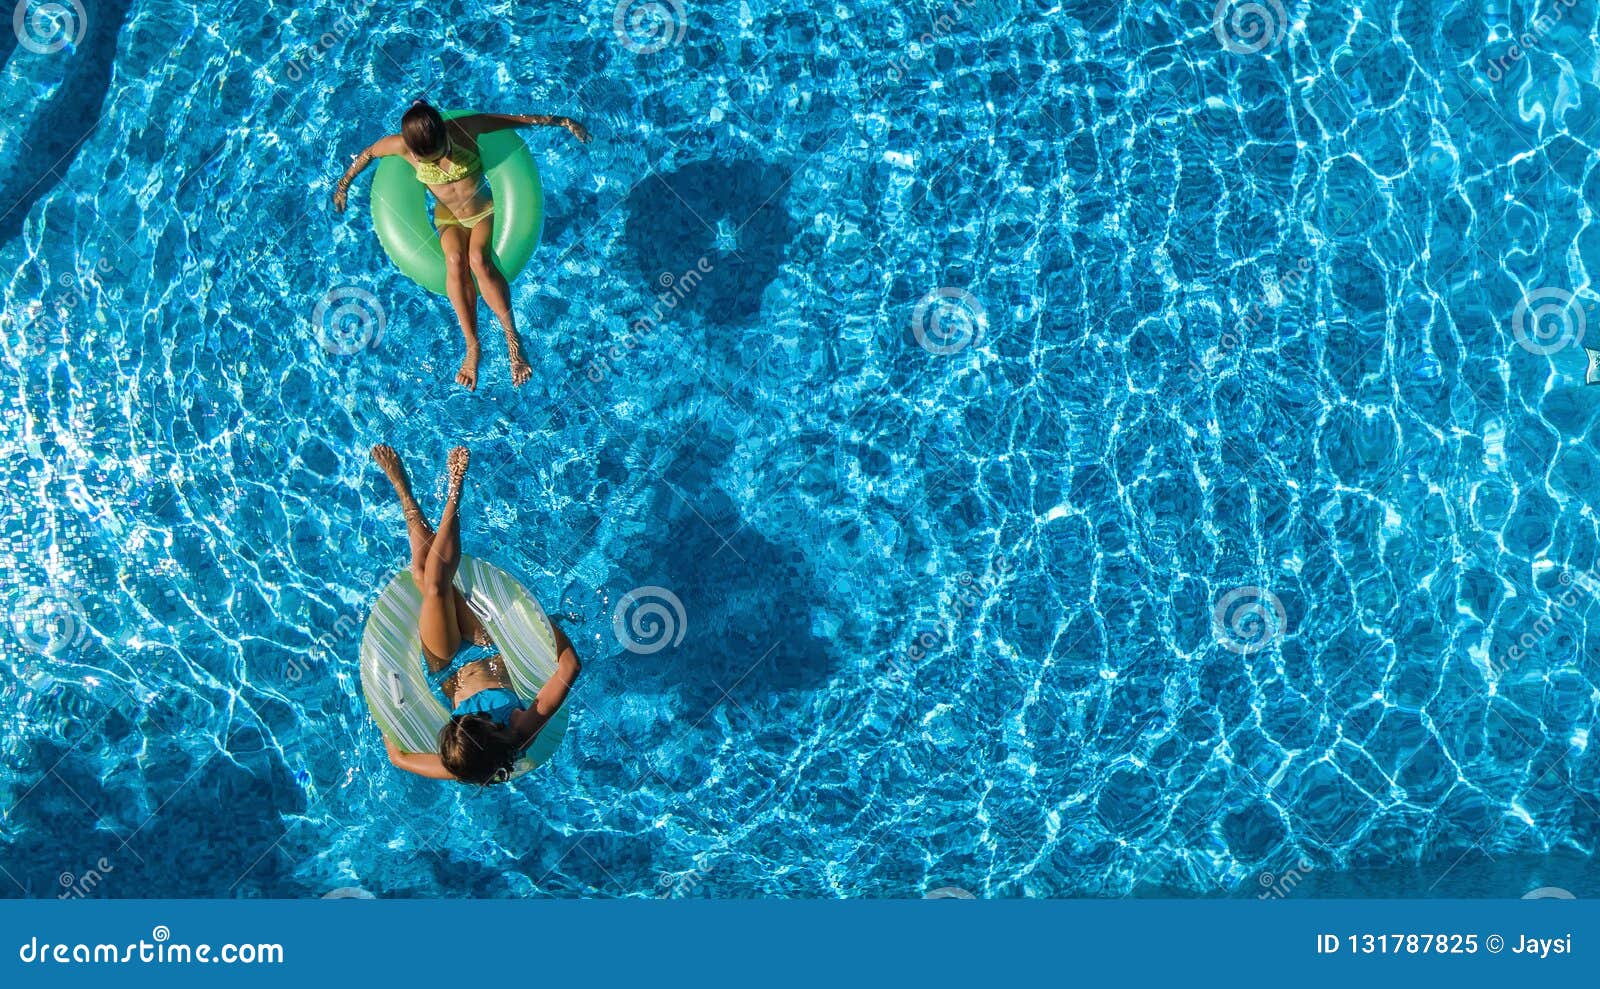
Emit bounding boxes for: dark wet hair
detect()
[401,100,449,159]
[438,713,520,785]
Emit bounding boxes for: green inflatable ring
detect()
[359,555,569,778]
[369,109,544,296]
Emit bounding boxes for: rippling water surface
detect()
[3,0,1600,897]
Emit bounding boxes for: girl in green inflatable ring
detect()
[332,101,590,390]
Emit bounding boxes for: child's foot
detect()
[447,446,470,491]
[505,331,532,387]
[509,352,532,387]
[372,444,425,522]
[371,443,404,481]
[456,344,481,391]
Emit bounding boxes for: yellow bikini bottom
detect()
[434,201,495,231]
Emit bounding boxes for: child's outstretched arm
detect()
[332,134,407,211]
[384,734,455,780]
[462,113,591,143]
[512,624,583,742]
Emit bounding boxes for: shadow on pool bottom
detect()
[597,421,837,715]
[621,158,797,328]
[4,726,305,898]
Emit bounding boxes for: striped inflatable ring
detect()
[359,556,568,777]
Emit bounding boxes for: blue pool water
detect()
[3,0,1600,898]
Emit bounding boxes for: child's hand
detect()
[332,186,348,212]
[563,118,592,143]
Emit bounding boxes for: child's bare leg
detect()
[371,444,433,585]
[374,443,483,653]
[440,224,482,390]
[418,447,470,660]
[467,216,531,387]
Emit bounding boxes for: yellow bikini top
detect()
[412,140,482,186]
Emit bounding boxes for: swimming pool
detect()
[2,0,1599,898]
